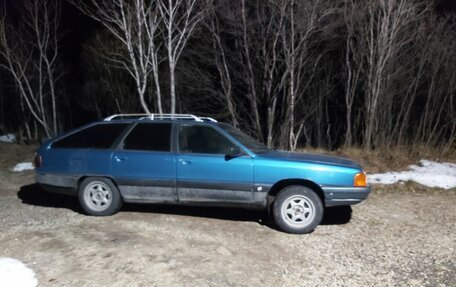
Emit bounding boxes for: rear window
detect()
[123,123,171,152]
[53,123,129,149]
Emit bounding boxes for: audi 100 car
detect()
[35,114,370,234]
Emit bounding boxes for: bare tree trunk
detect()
[343,0,361,147]
[169,61,176,114]
[287,0,296,150]
[360,0,423,149]
[280,0,327,150]
[159,0,206,114]
[240,0,262,141]
[208,9,238,127]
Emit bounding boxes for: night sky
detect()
[58,0,456,71]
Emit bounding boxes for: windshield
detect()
[219,123,270,153]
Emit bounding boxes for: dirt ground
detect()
[1,169,455,287]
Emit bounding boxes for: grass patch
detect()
[298,146,455,173]
[374,181,456,195]
[0,142,37,192]
[0,142,37,170]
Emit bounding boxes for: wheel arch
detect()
[77,175,120,190]
[268,178,325,204]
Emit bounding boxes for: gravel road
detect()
[0,177,455,287]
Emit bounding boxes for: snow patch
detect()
[0,258,37,287]
[11,162,34,172]
[368,160,456,189]
[0,134,16,143]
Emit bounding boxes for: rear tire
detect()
[78,177,122,216]
[273,185,323,234]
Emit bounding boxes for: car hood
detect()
[256,150,362,169]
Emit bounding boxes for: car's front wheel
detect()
[78,177,123,216]
[273,185,323,234]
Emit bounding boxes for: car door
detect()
[110,122,177,203]
[176,123,254,204]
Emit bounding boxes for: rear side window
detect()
[123,123,171,152]
[53,123,128,149]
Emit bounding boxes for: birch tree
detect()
[280,0,330,150]
[0,0,62,137]
[158,0,206,114]
[207,4,238,127]
[360,0,421,149]
[343,0,363,147]
[81,30,138,117]
[71,0,163,114]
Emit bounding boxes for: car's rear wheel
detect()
[273,185,323,234]
[78,177,122,216]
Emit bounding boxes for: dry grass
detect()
[0,142,37,169]
[0,142,37,191]
[374,180,456,195]
[298,146,456,173]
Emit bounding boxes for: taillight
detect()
[34,154,42,168]
[354,171,367,187]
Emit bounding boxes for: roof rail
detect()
[103,113,217,123]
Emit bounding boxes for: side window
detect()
[53,123,128,149]
[123,123,171,152]
[179,125,236,154]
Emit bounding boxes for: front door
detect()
[176,123,254,204]
[111,123,177,203]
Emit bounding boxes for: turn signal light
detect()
[354,171,367,187]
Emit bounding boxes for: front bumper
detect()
[322,186,371,207]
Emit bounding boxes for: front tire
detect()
[273,185,323,234]
[78,177,122,216]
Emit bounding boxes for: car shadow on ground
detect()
[18,183,352,229]
[121,203,352,228]
[18,183,82,213]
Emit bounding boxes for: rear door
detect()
[111,122,177,203]
[176,123,254,204]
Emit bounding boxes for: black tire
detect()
[273,185,323,234]
[78,177,123,216]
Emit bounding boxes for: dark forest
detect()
[0,0,455,153]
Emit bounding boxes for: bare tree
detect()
[0,0,62,137]
[238,0,263,141]
[80,30,139,117]
[279,0,331,150]
[343,0,363,147]
[358,0,425,149]
[159,0,206,114]
[259,1,287,148]
[207,4,239,127]
[71,0,163,114]
[413,42,456,153]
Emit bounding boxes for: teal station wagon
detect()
[35,114,370,234]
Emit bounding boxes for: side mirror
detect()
[225,146,242,160]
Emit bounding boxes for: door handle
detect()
[114,156,126,162]
[179,159,192,165]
